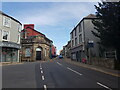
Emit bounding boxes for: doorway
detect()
[36,48,42,60]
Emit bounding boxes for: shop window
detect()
[3,16,11,27]
[2,31,9,41]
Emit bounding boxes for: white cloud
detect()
[17,2,97,26]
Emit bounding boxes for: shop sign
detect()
[0,42,21,49]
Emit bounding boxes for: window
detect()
[25,48,31,57]
[79,24,82,32]
[3,16,11,27]
[71,33,73,39]
[2,31,9,41]
[75,28,76,36]
[75,38,77,46]
[79,34,82,43]
[72,40,74,47]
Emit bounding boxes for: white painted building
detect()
[0,11,22,62]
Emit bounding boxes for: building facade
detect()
[70,14,99,62]
[21,24,53,61]
[0,11,22,62]
[66,41,71,58]
[51,45,56,58]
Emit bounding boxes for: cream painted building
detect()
[0,11,22,62]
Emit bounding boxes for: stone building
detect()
[66,41,71,58]
[0,11,22,62]
[21,24,53,61]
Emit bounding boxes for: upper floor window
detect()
[3,16,11,28]
[75,28,77,36]
[2,30,10,41]
[71,32,73,39]
[79,24,82,32]
[79,34,82,43]
[72,40,74,47]
[75,38,77,46]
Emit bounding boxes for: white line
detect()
[44,85,47,90]
[57,62,62,66]
[97,82,112,90]
[41,70,43,73]
[40,63,42,68]
[40,68,42,70]
[42,76,45,80]
[67,67,82,76]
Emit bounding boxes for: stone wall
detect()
[91,57,116,69]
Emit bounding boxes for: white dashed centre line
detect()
[67,67,82,76]
[42,76,45,80]
[97,82,112,90]
[41,70,43,74]
[44,85,47,90]
[57,62,62,66]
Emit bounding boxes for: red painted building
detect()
[51,45,56,57]
[22,24,44,38]
[21,24,56,61]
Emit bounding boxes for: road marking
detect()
[57,62,62,66]
[67,67,82,76]
[42,76,45,80]
[40,68,42,70]
[41,70,43,74]
[44,85,47,90]
[97,82,112,90]
[40,63,42,68]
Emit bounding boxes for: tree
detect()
[92,1,120,62]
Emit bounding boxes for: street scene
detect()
[0,0,120,90]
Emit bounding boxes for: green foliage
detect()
[92,1,120,61]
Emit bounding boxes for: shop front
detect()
[0,42,21,62]
[2,47,18,62]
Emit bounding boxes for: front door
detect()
[36,51,41,60]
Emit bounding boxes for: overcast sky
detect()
[1,2,98,54]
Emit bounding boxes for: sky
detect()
[1,1,98,54]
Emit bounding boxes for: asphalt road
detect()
[2,59,119,89]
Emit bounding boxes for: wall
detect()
[84,19,100,57]
[91,57,116,69]
[24,24,44,37]
[0,13,22,44]
[51,45,56,56]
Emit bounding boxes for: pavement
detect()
[63,57,120,77]
[0,62,24,66]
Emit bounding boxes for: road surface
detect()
[2,59,119,89]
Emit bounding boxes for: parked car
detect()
[58,55,63,59]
